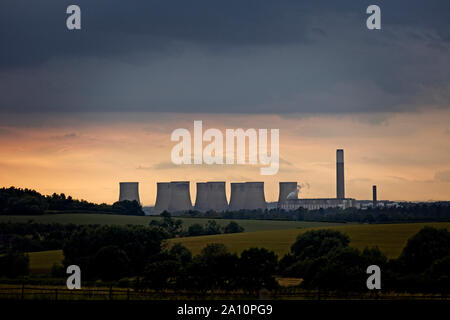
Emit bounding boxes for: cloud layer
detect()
[1,1,449,114]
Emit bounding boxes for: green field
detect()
[0,214,342,232]
[26,221,450,274]
[169,222,450,259]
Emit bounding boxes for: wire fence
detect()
[0,285,448,301]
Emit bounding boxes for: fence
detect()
[0,285,447,301]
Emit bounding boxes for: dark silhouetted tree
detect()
[224,221,244,234]
[94,245,130,281]
[239,248,278,294]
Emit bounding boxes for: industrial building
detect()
[118,182,140,204]
[153,181,192,214]
[154,182,171,214]
[194,182,209,212]
[281,198,358,210]
[167,181,193,213]
[229,183,247,211]
[207,182,228,211]
[278,182,298,207]
[278,149,359,211]
[373,185,377,207]
[228,182,266,210]
[336,149,345,199]
[145,148,385,213]
[243,182,266,210]
[194,182,228,212]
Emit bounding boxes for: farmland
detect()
[0,214,342,232]
[24,221,450,274]
[28,250,64,274]
[168,222,450,259]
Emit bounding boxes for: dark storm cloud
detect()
[0,0,449,114]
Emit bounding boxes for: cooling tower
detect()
[168,181,193,213]
[119,182,140,204]
[373,185,377,207]
[154,182,171,214]
[336,149,345,199]
[228,183,247,211]
[278,182,298,207]
[244,182,266,210]
[206,182,228,212]
[194,182,209,212]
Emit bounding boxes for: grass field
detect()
[28,250,64,274]
[168,222,450,259]
[27,221,450,274]
[0,214,342,232]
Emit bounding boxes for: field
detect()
[0,214,342,232]
[25,221,450,274]
[168,222,450,259]
[28,250,64,274]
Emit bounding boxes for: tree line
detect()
[2,186,449,224]
[1,221,449,294]
[183,203,450,223]
[149,212,244,237]
[0,216,244,254]
[0,187,144,215]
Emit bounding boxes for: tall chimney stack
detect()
[372,185,377,207]
[336,149,345,199]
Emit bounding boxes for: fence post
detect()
[21,283,24,300]
[127,288,130,301]
[109,286,113,300]
[55,288,58,301]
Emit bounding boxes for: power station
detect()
[121,149,388,214]
[152,181,193,214]
[336,149,345,199]
[168,181,193,213]
[206,182,228,212]
[118,182,140,204]
[278,149,357,210]
[194,182,228,212]
[229,183,247,211]
[154,182,171,214]
[194,182,209,212]
[244,182,266,210]
[278,182,298,207]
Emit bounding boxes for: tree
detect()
[94,246,130,281]
[360,246,387,267]
[144,258,181,290]
[398,227,450,273]
[290,229,350,260]
[0,251,29,278]
[169,243,192,265]
[302,247,367,292]
[224,221,244,234]
[205,220,222,235]
[185,244,239,292]
[63,225,168,278]
[239,248,278,294]
[156,212,183,236]
[112,200,145,216]
[187,224,205,236]
[425,255,450,293]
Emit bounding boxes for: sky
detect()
[1,1,450,204]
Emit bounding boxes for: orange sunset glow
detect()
[1,110,449,205]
